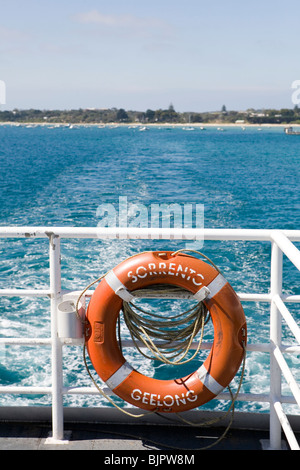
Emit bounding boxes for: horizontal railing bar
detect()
[238,293,271,302]
[63,386,110,395]
[0,289,51,297]
[119,340,299,354]
[0,338,52,345]
[0,226,299,241]
[283,294,300,303]
[0,386,52,394]
[64,387,267,401]
[0,384,296,406]
[1,288,299,305]
[281,344,300,353]
[1,337,299,355]
[119,339,246,352]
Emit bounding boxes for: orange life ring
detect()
[85,251,247,413]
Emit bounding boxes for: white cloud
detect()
[72,10,174,39]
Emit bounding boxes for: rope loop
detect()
[122,293,210,365]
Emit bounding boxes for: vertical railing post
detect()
[269,240,283,449]
[49,233,64,441]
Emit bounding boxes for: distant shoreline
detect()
[0,121,298,128]
[1,106,299,127]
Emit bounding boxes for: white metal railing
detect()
[0,227,299,450]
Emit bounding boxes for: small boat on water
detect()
[284,126,300,135]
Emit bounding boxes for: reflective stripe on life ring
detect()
[85,251,247,413]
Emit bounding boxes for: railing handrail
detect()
[0,226,300,241]
[0,227,299,449]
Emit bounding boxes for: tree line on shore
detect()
[0,104,300,125]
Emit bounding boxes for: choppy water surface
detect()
[0,124,299,413]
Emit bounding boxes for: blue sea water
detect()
[0,124,299,413]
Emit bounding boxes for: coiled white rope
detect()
[122,290,210,365]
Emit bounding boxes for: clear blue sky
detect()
[0,0,299,111]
